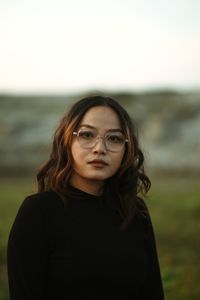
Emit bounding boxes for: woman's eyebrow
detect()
[79,124,96,129]
[79,124,123,132]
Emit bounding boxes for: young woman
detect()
[7,95,164,299]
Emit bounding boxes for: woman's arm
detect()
[7,195,49,300]
[139,210,165,300]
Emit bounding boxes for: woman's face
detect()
[70,106,126,195]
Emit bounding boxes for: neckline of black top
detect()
[67,184,102,201]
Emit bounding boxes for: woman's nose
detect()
[92,137,107,154]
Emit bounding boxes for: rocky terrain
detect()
[0,90,200,175]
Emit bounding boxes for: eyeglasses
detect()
[73,129,128,152]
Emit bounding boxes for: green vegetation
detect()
[148,175,200,299]
[0,175,200,299]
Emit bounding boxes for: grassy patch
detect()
[148,175,200,299]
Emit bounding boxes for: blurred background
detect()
[0,0,200,299]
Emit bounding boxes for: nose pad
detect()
[92,136,107,153]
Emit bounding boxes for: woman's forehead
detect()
[80,106,122,129]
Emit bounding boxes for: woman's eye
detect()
[79,131,94,139]
[107,135,123,143]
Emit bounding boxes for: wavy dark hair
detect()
[37,95,151,231]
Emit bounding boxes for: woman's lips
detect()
[88,160,108,167]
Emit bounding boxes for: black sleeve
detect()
[138,201,165,300]
[7,195,49,300]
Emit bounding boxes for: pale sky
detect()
[0,0,200,93]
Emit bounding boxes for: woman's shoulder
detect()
[136,196,150,217]
[25,190,60,202]
[18,190,63,214]
[135,197,157,239]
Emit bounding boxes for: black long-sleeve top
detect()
[7,186,164,299]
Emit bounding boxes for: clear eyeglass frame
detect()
[73,130,128,152]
